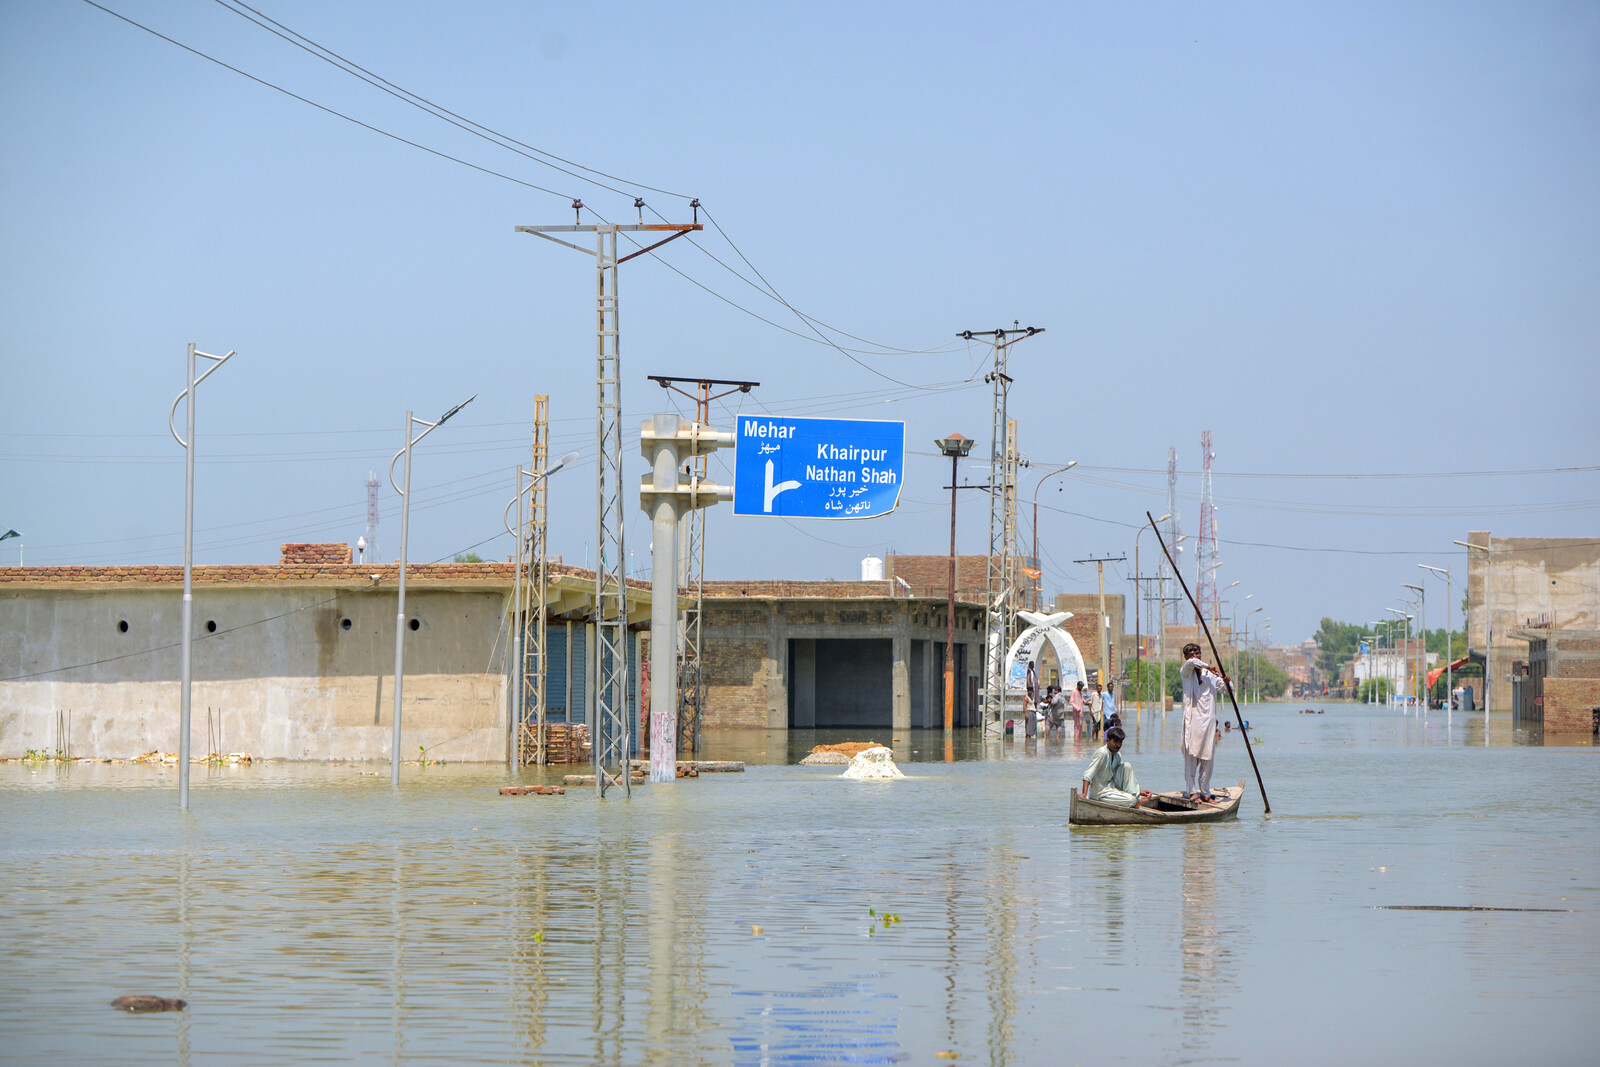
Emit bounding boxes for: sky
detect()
[2,0,1597,646]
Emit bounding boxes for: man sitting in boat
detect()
[1080,726,1148,807]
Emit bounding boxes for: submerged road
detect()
[1,704,1594,1064]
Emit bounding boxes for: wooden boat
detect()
[1069,781,1244,826]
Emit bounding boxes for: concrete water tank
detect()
[861,556,884,582]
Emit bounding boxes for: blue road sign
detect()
[733,415,904,519]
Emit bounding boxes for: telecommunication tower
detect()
[1164,448,1181,625]
[364,471,381,563]
[1196,431,1218,627]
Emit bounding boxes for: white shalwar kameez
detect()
[1180,657,1228,797]
[1081,746,1141,806]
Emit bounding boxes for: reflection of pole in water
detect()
[984,840,1021,1066]
[511,851,551,1054]
[391,845,407,1062]
[645,827,709,1050]
[1178,828,1235,1054]
[592,851,628,1064]
[939,848,966,1050]
[177,849,191,1067]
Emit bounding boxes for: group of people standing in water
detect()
[1022,661,1118,741]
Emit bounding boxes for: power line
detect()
[81,0,575,201]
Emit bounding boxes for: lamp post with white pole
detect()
[1366,621,1385,703]
[1232,594,1254,681]
[388,396,475,787]
[1403,583,1427,709]
[167,343,235,812]
[1454,540,1493,738]
[1243,605,1262,702]
[1386,607,1414,707]
[1420,564,1453,715]
[1031,462,1077,612]
[1256,619,1271,703]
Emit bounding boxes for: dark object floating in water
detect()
[111,995,187,1013]
[1375,905,1571,913]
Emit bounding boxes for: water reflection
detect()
[0,705,1596,1064]
[1177,827,1235,1057]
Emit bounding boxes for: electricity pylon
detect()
[956,324,1044,739]
[518,204,702,796]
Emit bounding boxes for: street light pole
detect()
[1030,462,1077,611]
[1403,583,1427,710]
[388,396,475,787]
[1455,540,1493,735]
[1386,606,1414,708]
[1231,594,1254,682]
[938,434,976,740]
[1243,606,1262,703]
[167,342,235,812]
[1420,564,1453,714]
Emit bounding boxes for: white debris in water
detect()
[799,751,850,765]
[840,746,904,780]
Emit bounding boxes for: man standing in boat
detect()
[1180,642,1231,802]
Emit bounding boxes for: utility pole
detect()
[1074,554,1126,688]
[958,325,1044,739]
[518,202,702,796]
[937,433,977,742]
[167,342,235,812]
[647,376,757,756]
[1146,593,1180,716]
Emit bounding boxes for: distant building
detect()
[1509,628,1600,734]
[1466,531,1600,713]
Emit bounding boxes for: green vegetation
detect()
[452,552,484,563]
[1125,652,1291,702]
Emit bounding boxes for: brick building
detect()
[1510,629,1600,735]
[1466,531,1600,713]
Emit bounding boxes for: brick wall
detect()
[704,638,770,727]
[1543,677,1600,733]
[885,554,1028,602]
[280,543,354,565]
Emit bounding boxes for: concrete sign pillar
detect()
[639,416,733,783]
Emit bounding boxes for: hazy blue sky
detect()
[3,0,1596,644]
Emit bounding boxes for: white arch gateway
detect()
[1003,610,1087,710]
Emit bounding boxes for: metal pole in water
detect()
[388,397,475,787]
[392,413,413,787]
[168,342,234,811]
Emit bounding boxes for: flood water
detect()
[1,703,1596,1065]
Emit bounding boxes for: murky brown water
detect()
[1,704,1595,1064]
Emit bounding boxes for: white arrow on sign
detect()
[764,460,801,513]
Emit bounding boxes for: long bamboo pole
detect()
[1147,511,1271,814]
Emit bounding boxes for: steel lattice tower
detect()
[519,208,702,796]
[364,471,381,563]
[518,396,551,765]
[956,324,1043,739]
[1164,448,1180,626]
[1196,431,1218,627]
